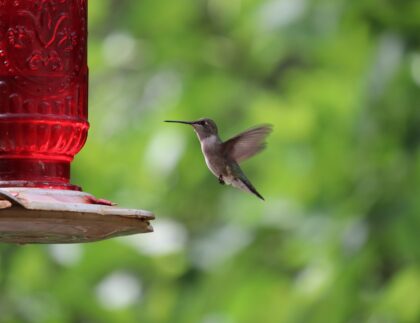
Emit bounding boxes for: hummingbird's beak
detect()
[164,120,196,125]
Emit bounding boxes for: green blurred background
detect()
[2,0,420,322]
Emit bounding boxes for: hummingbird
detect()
[164,118,272,200]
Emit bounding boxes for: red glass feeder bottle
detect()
[0,0,154,244]
[0,0,87,190]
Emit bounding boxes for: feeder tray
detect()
[0,188,154,244]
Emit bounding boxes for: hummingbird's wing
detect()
[223,125,272,163]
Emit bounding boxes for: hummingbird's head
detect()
[164,118,218,140]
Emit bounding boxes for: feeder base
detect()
[0,188,154,244]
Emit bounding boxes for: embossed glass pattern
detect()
[0,0,88,190]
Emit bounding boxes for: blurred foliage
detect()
[1,0,420,322]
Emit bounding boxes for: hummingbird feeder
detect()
[0,0,154,243]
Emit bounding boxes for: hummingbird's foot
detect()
[218,175,225,185]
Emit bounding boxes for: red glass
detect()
[0,0,88,190]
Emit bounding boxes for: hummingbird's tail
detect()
[240,177,265,201]
[227,163,265,200]
[228,176,264,200]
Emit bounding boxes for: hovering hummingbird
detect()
[164,118,272,200]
